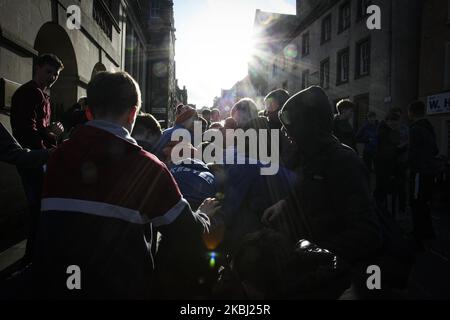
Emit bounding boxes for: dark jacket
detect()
[279,87,382,264]
[0,122,49,167]
[409,118,439,174]
[356,121,378,155]
[376,121,401,164]
[33,124,210,299]
[10,80,56,149]
[333,115,356,150]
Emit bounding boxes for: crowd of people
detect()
[0,53,443,299]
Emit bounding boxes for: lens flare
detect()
[209,252,217,268]
[257,12,275,26]
[283,44,298,59]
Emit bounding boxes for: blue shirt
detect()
[169,158,217,209]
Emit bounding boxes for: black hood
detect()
[279,86,336,157]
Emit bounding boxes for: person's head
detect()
[86,71,141,132]
[176,104,185,115]
[385,111,401,131]
[279,86,334,156]
[231,98,259,128]
[264,89,290,123]
[209,121,224,130]
[224,117,238,130]
[175,105,198,131]
[367,111,377,124]
[336,99,355,120]
[131,113,162,148]
[201,109,211,123]
[34,54,64,89]
[211,108,221,122]
[408,100,426,121]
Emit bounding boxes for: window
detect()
[357,0,372,22]
[356,38,371,78]
[93,0,113,40]
[321,14,332,44]
[320,58,330,89]
[302,32,310,56]
[151,0,162,17]
[302,70,310,89]
[339,1,351,33]
[337,48,349,85]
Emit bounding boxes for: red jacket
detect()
[10,80,56,150]
[33,124,209,299]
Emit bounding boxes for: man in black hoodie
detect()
[408,101,438,246]
[262,87,382,298]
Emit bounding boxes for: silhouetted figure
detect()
[262,86,381,297]
[263,89,289,130]
[374,112,404,213]
[62,97,88,137]
[333,99,356,150]
[408,101,438,247]
[231,98,259,129]
[356,111,378,172]
[10,53,64,263]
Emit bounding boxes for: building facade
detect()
[418,0,450,157]
[252,0,423,130]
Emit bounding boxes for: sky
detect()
[173,0,296,108]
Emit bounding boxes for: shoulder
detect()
[13,81,42,100]
[330,143,366,176]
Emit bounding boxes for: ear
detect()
[85,107,94,121]
[127,106,138,125]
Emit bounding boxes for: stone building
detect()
[418,0,450,157]
[252,0,423,130]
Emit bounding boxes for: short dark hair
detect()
[202,109,211,117]
[336,99,355,114]
[133,113,162,137]
[264,89,290,109]
[87,71,141,118]
[408,100,426,117]
[36,54,64,70]
[231,98,259,120]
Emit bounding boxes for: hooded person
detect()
[262,86,382,296]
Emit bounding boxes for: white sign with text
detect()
[427,92,450,115]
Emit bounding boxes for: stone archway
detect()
[34,22,78,122]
